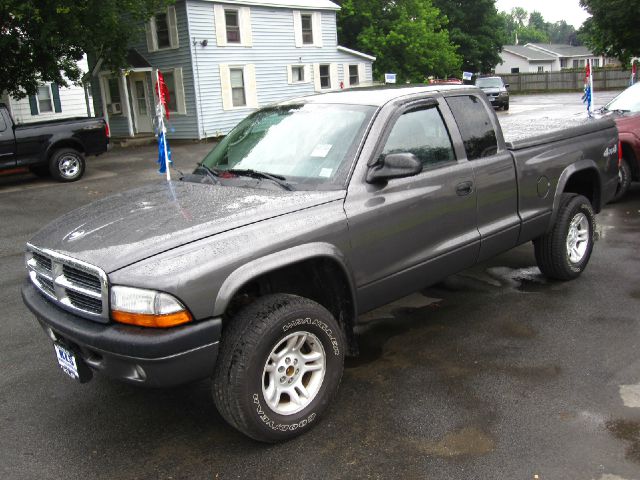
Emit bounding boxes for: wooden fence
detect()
[500,69,631,93]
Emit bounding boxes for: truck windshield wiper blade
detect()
[228,169,294,191]
[194,163,220,184]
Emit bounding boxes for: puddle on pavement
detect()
[486,266,548,292]
[417,427,495,457]
[606,419,640,463]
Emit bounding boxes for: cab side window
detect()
[445,95,498,159]
[0,111,6,132]
[380,106,456,169]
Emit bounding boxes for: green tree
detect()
[0,0,173,99]
[338,0,461,82]
[498,7,549,44]
[432,0,507,74]
[528,11,547,31]
[579,0,640,63]
[547,20,580,45]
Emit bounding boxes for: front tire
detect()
[534,194,595,280]
[610,158,632,203]
[49,148,85,182]
[213,294,345,443]
[503,100,510,111]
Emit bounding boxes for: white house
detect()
[91,0,376,139]
[1,57,94,124]
[496,43,612,74]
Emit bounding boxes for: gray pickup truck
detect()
[22,86,619,442]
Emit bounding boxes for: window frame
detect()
[230,67,247,107]
[537,66,544,73]
[444,94,500,161]
[301,13,313,45]
[225,9,241,44]
[36,84,54,114]
[319,64,331,89]
[292,65,305,83]
[154,12,171,49]
[348,65,359,86]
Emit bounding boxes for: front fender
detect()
[213,242,357,318]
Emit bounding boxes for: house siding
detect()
[7,57,93,124]
[187,0,374,137]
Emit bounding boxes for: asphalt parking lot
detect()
[1,91,640,480]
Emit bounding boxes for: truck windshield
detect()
[603,82,640,113]
[475,78,503,88]
[200,103,376,190]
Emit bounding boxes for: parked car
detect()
[429,78,463,85]
[475,76,510,110]
[599,82,640,201]
[22,85,619,443]
[0,104,109,182]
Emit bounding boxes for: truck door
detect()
[0,107,16,169]
[344,98,480,313]
[444,94,520,261]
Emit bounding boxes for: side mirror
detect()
[367,153,422,183]
[504,83,510,89]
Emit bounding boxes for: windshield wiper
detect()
[194,163,221,184]
[228,169,294,191]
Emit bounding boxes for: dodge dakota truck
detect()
[22,86,620,442]
[0,104,108,182]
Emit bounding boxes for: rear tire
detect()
[212,294,345,443]
[610,158,632,203]
[503,100,510,111]
[534,194,595,281]
[49,148,85,182]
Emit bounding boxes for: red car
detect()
[601,82,640,201]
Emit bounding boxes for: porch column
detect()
[120,72,134,137]
[98,74,109,128]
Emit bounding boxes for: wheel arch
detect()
[43,138,86,162]
[619,135,640,181]
[549,161,602,229]
[214,243,359,356]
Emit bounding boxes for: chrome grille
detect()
[26,244,109,323]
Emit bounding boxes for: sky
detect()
[495,0,590,28]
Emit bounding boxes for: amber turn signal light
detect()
[111,309,193,328]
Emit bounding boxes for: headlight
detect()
[110,286,192,328]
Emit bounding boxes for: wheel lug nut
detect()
[285,358,290,365]
[278,366,284,373]
[288,379,293,384]
[295,369,299,374]
[280,376,286,383]
[294,359,298,365]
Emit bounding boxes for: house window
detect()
[155,13,171,49]
[225,10,240,43]
[560,59,567,68]
[162,71,178,112]
[319,65,330,89]
[537,66,544,73]
[511,67,519,73]
[292,66,305,83]
[301,14,313,44]
[572,59,579,68]
[349,65,359,86]
[37,85,53,113]
[579,59,585,67]
[592,59,600,68]
[230,68,246,107]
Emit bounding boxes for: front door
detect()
[130,74,153,134]
[344,99,480,313]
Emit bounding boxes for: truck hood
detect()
[28,181,345,273]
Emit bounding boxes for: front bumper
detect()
[22,281,222,387]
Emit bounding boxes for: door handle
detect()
[455,181,473,196]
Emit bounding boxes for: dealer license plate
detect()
[54,343,79,380]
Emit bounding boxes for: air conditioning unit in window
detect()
[108,103,122,114]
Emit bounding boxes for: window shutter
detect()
[342,64,350,88]
[219,64,232,110]
[168,6,179,49]
[245,64,258,108]
[145,20,158,52]
[29,95,39,115]
[240,7,252,47]
[312,12,323,47]
[214,4,227,47]
[293,11,302,48]
[51,83,62,112]
[287,65,293,85]
[313,63,321,92]
[174,68,187,114]
[330,63,339,90]
[304,64,311,84]
[358,63,367,85]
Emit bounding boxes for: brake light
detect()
[618,141,622,167]
[105,121,110,138]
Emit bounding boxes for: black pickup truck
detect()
[0,104,109,182]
